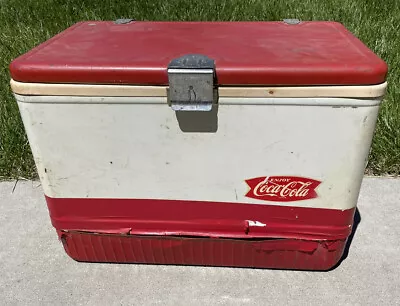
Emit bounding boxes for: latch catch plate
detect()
[167,54,216,111]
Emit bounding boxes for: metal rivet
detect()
[114,18,135,24]
[283,19,301,25]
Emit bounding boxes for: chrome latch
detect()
[167,54,216,111]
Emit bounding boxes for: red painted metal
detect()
[58,231,347,270]
[47,197,354,270]
[10,21,387,86]
[46,197,354,239]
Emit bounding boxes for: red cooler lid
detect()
[10,21,387,86]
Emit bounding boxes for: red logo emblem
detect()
[245,176,321,202]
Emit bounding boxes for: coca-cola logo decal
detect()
[245,176,321,202]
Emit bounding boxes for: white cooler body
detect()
[14,91,383,211]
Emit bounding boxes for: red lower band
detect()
[46,196,355,240]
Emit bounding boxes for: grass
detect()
[0,0,399,179]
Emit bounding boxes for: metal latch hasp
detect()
[167,54,216,111]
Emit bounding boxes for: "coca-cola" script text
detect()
[245,176,321,202]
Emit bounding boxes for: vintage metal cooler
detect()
[10,20,387,270]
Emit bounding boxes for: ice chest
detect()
[10,20,387,270]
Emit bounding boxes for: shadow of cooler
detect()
[9,20,387,270]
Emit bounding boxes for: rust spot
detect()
[244,224,250,235]
[268,90,274,95]
[160,124,170,130]
[60,234,68,248]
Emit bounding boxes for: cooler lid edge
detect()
[9,21,388,86]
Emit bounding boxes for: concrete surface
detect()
[0,178,399,306]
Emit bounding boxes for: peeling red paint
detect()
[59,230,347,270]
[47,196,353,270]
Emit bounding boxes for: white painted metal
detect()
[14,93,383,210]
[14,94,383,106]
